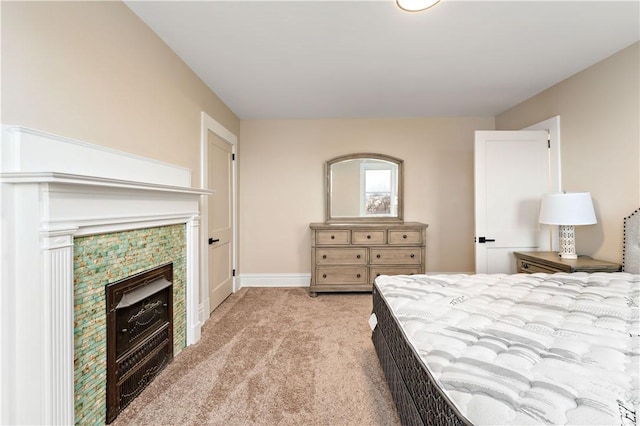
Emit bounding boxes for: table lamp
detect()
[539,192,597,259]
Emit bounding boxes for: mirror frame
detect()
[326,152,404,223]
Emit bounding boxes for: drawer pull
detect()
[522,263,530,269]
[356,254,361,259]
[410,254,415,258]
[367,235,371,239]
[403,234,407,239]
[322,255,327,259]
[356,273,361,278]
[376,254,381,258]
[322,273,327,278]
[331,235,335,239]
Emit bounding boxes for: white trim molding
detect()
[0,126,211,425]
[1,126,192,186]
[239,273,312,289]
[524,115,562,251]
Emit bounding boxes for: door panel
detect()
[475,131,549,273]
[208,130,233,313]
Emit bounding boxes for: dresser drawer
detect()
[370,266,422,284]
[371,248,422,265]
[315,267,368,284]
[388,230,422,245]
[316,248,367,265]
[352,230,386,245]
[517,259,561,273]
[316,230,350,245]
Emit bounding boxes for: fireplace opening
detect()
[105,263,174,423]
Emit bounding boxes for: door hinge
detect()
[232,269,236,277]
[232,153,236,161]
[548,139,551,148]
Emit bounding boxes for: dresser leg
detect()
[309,291,317,298]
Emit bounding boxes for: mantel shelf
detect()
[1,172,214,196]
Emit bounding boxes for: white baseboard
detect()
[236,272,476,290]
[238,273,311,289]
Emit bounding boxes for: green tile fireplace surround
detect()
[73,225,187,425]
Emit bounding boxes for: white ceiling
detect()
[125,1,639,119]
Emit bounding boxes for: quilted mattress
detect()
[373,272,639,425]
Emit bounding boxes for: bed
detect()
[371,210,639,426]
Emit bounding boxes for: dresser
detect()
[514,251,621,273]
[309,222,428,296]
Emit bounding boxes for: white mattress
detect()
[375,272,640,426]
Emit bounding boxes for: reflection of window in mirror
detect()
[360,162,397,217]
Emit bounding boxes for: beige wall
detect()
[1,1,239,181]
[239,117,494,274]
[5,1,635,275]
[496,43,640,263]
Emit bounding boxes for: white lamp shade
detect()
[396,0,441,12]
[539,192,597,225]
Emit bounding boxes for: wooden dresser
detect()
[309,222,428,296]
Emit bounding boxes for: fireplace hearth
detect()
[106,263,174,423]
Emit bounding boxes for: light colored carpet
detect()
[112,287,401,425]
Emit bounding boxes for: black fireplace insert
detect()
[105,263,174,423]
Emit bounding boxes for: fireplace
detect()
[105,263,174,423]
[1,126,210,425]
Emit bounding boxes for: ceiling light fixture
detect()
[396,0,441,12]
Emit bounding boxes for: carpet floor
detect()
[112,287,401,425]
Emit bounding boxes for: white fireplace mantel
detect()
[0,126,212,425]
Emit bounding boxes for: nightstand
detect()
[514,251,621,274]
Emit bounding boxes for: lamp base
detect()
[558,224,578,259]
[558,252,578,260]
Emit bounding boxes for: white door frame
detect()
[523,115,562,251]
[200,112,238,320]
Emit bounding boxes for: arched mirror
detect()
[326,153,403,222]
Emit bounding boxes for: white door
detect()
[208,129,234,313]
[474,130,550,273]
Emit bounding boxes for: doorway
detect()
[201,112,237,316]
[474,116,561,273]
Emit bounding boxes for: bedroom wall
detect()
[239,117,494,275]
[496,42,639,263]
[1,1,239,181]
